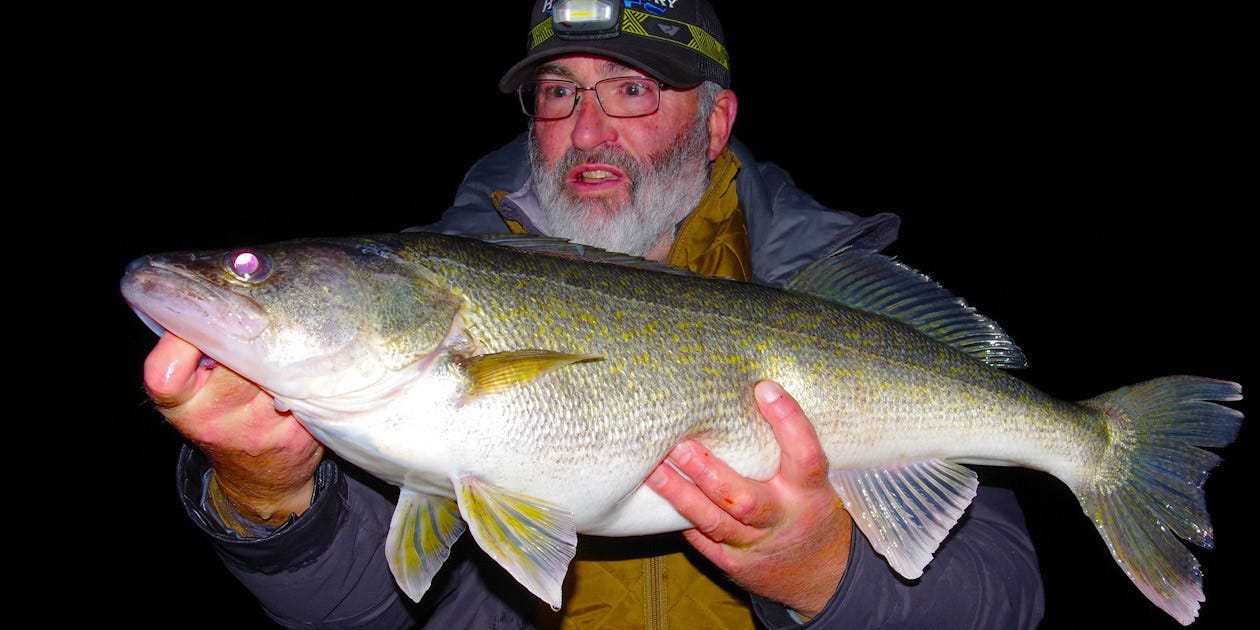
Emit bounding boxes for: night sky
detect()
[49,5,1252,628]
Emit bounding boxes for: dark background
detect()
[49,4,1251,628]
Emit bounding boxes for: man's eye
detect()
[615,80,653,97]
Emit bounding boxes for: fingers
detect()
[646,458,722,533]
[649,459,757,561]
[650,381,851,614]
[143,333,273,439]
[648,443,765,544]
[648,381,828,541]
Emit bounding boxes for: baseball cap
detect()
[498,0,731,93]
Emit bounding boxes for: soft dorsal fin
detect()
[786,247,1028,369]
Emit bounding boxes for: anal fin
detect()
[830,459,979,579]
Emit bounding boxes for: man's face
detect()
[528,54,712,258]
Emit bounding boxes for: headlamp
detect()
[551,0,622,40]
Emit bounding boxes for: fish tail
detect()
[1075,375,1242,626]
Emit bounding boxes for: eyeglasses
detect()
[517,76,666,120]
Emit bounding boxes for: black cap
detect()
[498,0,730,93]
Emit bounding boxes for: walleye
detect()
[120,231,1242,625]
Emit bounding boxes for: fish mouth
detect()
[120,255,270,345]
[130,307,168,338]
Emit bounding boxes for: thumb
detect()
[754,380,828,486]
[143,333,209,407]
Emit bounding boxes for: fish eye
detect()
[223,248,272,282]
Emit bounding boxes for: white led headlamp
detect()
[550,0,622,40]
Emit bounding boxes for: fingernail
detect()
[646,466,667,488]
[755,380,782,404]
[669,441,692,465]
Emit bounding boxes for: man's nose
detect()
[570,92,618,151]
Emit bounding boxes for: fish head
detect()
[120,235,466,410]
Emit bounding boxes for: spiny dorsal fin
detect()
[476,233,707,276]
[787,247,1028,369]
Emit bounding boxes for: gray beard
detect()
[529,117,711,257]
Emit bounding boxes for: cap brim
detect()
[498,43,703,93]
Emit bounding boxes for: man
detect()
[143,1,1044,627]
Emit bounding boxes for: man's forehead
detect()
[535,55,652,80]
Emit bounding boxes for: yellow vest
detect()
[501,148,756,629]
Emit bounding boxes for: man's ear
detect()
[706,89,738,160]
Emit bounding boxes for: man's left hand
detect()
[647,380,852,618]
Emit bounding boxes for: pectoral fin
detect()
[460,349,602,400]
[386,487,468,603]
[829,459,978,579]
[454,474,578,610]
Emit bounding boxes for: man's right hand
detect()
[144,332,324,527]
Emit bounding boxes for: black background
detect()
[49,4,1252,628]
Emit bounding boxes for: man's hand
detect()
[144,333,324,525]
[646,380,852,618]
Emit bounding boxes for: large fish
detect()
[120,231,1241,625]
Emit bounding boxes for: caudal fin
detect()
[1076,376,1242,625]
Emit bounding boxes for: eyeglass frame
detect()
[515,76,668,120]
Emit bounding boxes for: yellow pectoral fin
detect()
[460,349,602,400]
[454,475,577,611]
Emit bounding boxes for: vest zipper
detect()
[646,554,666,629]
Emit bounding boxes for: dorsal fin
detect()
[477,233,706,277]
[786,247,1027,369]
[480,234,1025,369]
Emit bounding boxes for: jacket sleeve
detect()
[751,485,1045,629]
[176,447,537,629]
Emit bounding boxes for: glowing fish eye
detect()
[224,248,272,282]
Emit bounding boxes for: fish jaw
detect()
[120,241,467,405]
[119,253,377,402]
[121,254,271,368]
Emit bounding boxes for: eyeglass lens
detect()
[518,77,661,119]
